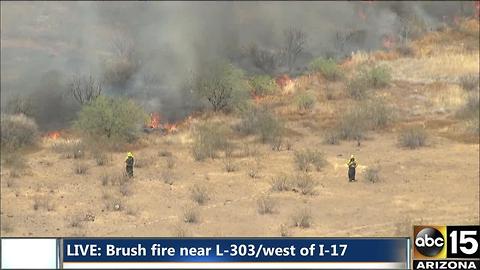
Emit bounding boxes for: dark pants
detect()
[348,167,356,181]
[126,166,133,178]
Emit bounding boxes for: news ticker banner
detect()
[1,237,409,269]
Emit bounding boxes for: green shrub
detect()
[193,60,249,112]
[398,127,428,149]
[236,106,284,146]
[363,99,394,130]
[337,108,367,141]
[1,114,38,151]
[346,76,369,100]
[309,58,343,81]
[250,75,277,96]
[362,65,391,88]
[294,149,327,172]
[74,95,148,143]
[192,122,230,161]
[295,92,316,113]
[335,99,393,141]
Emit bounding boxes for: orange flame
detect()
[149,112,160,129]
[275,74,292,89]
[163,123,178,133]
[46,131,61,140]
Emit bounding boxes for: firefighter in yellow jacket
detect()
[347,154,357,182]
[125,152,135,178]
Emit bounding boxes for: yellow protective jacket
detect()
[347,158,357,168]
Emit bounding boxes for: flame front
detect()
[149,112,160,129]
[46,131,61,140]
[163,123,178,133]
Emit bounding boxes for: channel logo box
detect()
[413,225,479,260]
[413,226,448,259]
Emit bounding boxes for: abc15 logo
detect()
[413,225,479,259]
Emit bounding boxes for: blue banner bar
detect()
[63,238,408,263]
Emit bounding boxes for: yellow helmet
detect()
[350,154,355,159]
[127,152,133,157]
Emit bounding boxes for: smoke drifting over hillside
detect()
[0,1,475,129]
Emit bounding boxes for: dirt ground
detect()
[1,104,478,238]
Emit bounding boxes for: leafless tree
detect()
[282,28,306,72]
[68,75,102,105]
[104,35,142,91]
[248,44,279,75]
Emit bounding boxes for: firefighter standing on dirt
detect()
[347,154,357,182]
[125,152,135,178]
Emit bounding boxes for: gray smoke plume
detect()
[0,1,475,129]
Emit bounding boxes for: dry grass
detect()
[158,150,173,157]
[271,174,291,192]
[192,122,231,161]
[183,206,200,223]
[1,219,14,234]
[93,151,110,166]
[102,191,124,212]
[398,127,428,149]
[323,131,340,145]
[3,153,28,178]
[166,155,176,169]
[119,183,133,196]
[100,173,129,186]
[364,166,380,183]
[52,140,85,159]
[5,178,16,188]
[257,195,276,215]
[191,184,209,205]
[459,74,480,92]
[33,196,55,212]
[279,223,291,237]
[173,223,190,237]
[74,162,88,175]
[291,208,313,228]
[126,205,139,217]
[66,214,84,228]
[292,173,317,195]
[134,158,148,168]
[247,158,262,179]
[223,157,237,172]
[162,171,176,185]
[294,149,327,172]
[384,52,479,83]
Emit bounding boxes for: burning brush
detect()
[144,112,178,134]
